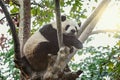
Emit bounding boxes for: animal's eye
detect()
[65,25,70,30]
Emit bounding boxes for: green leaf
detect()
[10,6,19,13]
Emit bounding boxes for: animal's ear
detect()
[61,15,66,22]
[78,22,81,27]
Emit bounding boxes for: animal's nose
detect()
[71,29,75,33]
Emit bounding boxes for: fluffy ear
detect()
[61,15,66,22]
[78,22,81,27]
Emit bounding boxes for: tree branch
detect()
[0,13,19,22]
[0,0,20,59]
[61,1,111,70]
[0,0,32,79]
[11,0,20,6]
[55,0,63,48]
[18,0,31,57]
[65,1,111,79]
[43,0,111,80]
[77,0,111,38]
[31,1,45,8]
[17,0,32,79]
[79,0,111,43]
[43,0,64,79]
[91,29,120,35]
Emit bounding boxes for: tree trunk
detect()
[18,0,31,57]
[17,0,31,79]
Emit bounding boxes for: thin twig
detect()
[0,13,19,21]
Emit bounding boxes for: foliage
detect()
[69,41,120,80]
[0,40,20,80]
[0,34,9,51]
[2,0,119,80]
[0,0,99,30]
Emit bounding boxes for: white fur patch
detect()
[23,31,48,56]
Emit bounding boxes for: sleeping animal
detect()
[23,16,83,71]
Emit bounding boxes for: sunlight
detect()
[96,1,120,29]
[86,1,120,47]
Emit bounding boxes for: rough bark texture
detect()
[18,0,31,79]
[18,0,31,57]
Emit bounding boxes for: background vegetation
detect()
[0,0,120,80]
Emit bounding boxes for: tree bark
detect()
[79,0,110,43]
[77,0,111,38]
[18,0,31,57]
[55,0,63,48]
[17,0,31,79]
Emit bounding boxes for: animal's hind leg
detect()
[28,42,51,71]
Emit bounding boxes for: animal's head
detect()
[61,15,81,36]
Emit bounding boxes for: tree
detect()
[0,0,112,80]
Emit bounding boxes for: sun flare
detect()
[86,1,120,47]
[96,1,120,29]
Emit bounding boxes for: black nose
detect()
[71,29,75,33]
